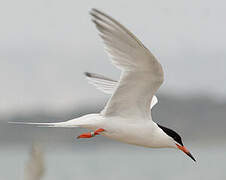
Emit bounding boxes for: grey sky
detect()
[1,0,226,114]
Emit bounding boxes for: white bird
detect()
[10,9,195,162]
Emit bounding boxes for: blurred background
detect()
[1,0,226,179]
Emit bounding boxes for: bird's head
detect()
[158,124,196,162]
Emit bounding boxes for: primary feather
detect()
[90,9,164,121]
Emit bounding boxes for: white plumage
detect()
[10,9,196,161]
[85,72,158,110]
[9,9,172,147]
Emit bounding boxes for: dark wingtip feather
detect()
[84,72,92,77]
[89,8,99,16]
[91,8,99,13]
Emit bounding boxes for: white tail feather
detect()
[8,121,79,127]
[8,114,102,129]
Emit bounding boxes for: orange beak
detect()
[176,144,196,162]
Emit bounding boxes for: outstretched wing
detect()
[85,72,158,109]
[91,9,164,122]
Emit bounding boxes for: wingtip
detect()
[90,8,98,13]
[89,8,106,18]
[84,72,92,77]
[89,8,98,16]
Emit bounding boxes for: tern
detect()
[11,9,196,162]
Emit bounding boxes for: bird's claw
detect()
[77,128,105,139]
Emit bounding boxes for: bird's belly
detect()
[99,122,165,148]
[102,132,153,147]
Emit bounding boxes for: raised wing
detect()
[85,72,158,109]
[90,9,164,122]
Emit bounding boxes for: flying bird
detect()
[11,9,196,162]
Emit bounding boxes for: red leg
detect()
[77,132,95,139]
[94,128,105,135]
[77,128,105,139]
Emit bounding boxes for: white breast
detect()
[99,119,173,148]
